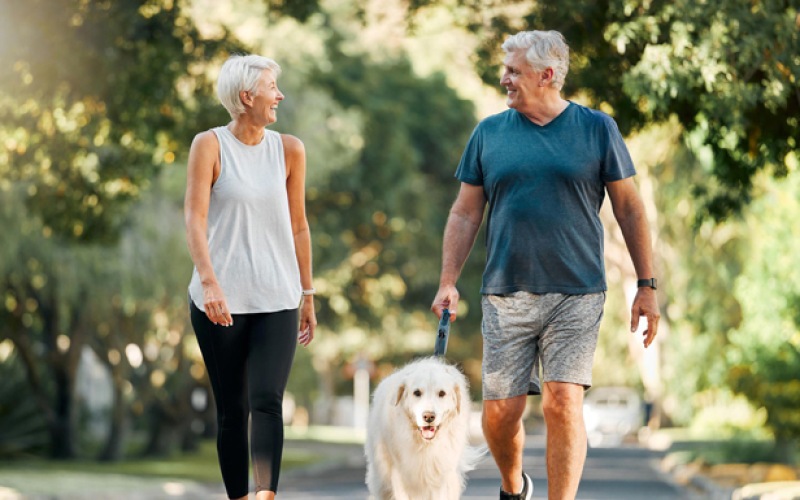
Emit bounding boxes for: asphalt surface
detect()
[0,434,701,499]
[277,434,700,500]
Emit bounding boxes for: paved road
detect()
[0,435,700,499]
[278,434,700,499]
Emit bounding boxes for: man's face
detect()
[500,50,550,111]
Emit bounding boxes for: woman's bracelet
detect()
[302,288,316,296]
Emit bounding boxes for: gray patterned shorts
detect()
[481,291,605,399]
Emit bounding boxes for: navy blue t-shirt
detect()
[455,102,636,294]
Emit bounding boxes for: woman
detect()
[184,54,316,500]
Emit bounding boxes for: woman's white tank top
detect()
[188,126,301,313]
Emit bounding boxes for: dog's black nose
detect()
[423,412,435,423]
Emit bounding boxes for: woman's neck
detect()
[228,119,264,145]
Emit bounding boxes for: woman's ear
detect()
[239,90,253,107]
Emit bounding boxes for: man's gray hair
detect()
[502,31,569,91]
[217,54,282,119]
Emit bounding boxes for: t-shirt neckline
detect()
[516,101,573,129]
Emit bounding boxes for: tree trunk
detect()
[142,400,192,457]
[141,371,195,457]
[98,378,127,461]
[49,365,78,459]
[39,283,82,460]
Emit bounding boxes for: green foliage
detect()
[667,438,779,466]
[0,0,238,242]
[615,1,799,221]
[725,170,800,444]
[305,31,480,368]
[0,351,48,457]
[265,0,321,22]
[3,0,797,458]
[618,124,747,425]
[423,0,799,220]
[0,0,242,458]
[729,350,800,442]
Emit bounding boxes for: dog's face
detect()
[394,363,463,443]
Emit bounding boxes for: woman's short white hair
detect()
[217,54,282,119]
[502,31,569,91]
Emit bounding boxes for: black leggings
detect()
[190,301,298,498]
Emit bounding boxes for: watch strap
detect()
[637,278,657,290]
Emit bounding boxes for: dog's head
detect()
[394,359,467,443]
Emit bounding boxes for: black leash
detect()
[434,308,451,357]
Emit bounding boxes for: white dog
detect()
[365,357,485,500]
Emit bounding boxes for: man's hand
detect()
[431,285,461,321]
[631,288,660,348]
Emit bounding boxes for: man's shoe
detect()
[499,471,533,500]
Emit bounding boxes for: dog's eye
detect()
[413,389,422,397]
[438,390,446,398]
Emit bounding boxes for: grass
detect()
[285,424,366,444]
[0,431,348,497]
[652,428,790,466]
[0,433,332,484]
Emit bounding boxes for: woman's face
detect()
[247,69,284,125]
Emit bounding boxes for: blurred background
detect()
[0,0,798,493]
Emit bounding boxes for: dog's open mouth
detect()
[419,425,438,440]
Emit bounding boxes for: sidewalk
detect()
[649,432,800,500]
[3,433,797,499]
[0,438,363,500]
[0,472,227,499]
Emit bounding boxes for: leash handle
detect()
[434,308,451,357]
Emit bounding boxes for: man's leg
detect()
[483,394,528,494]
[541,381,586,500]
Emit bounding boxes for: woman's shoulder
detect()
[278,133,305,155]
[192,128,221,151]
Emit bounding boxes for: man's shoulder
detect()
[477,109,515,129]
[569,102,617,128]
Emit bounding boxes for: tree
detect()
[727,170,800,461]
[0,0,238,241]
[286,29,482,414]
[625,124,748,426]
[283,1,794,221]
[463,0,799,220]
[0,0,240,458]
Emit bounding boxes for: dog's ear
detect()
[444,365,465,413]
[395,384,405,406]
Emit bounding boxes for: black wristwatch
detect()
[637,278,657,290]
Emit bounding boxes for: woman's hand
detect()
[298,296,316,346]
[203,282,233,327]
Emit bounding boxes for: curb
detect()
[688,472,737,500]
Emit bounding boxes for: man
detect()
[431,30,660,500]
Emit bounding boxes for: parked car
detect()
[583,386,643,447]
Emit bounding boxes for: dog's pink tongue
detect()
[421,426,436,439]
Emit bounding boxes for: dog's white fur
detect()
[365,357,485,500]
